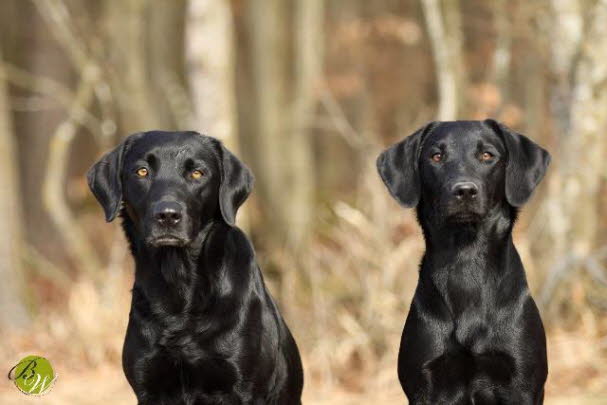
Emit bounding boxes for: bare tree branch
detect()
[0,61,102,136]
[318,83,367,149]
[32,0,90,69]
[42,63,103,279]
[33,0,117,147]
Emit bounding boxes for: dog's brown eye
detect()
[136,167,148,177]
[191,170,204,179]
[431,153,443,162]
[481,152,494,161]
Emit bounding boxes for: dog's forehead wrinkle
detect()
[422,128,505,160]
[129,140,217,171]
[175,146,192,158]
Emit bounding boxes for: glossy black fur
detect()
[88,131,303,404]
[377,120,550,404]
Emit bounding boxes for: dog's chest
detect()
[138,313,242,387]
[434,259,504,349]
[149,310,232,354]
[137,343,242,401]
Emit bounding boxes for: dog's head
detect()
[377,120,550,226]
[87,131,253,247]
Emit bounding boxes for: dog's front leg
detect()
[397,299,453,403]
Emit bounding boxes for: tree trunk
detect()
[187,0,247,229]
[420,0,464,120]
[147,0,193,130]
[441,0,466,115]
[0,45,30,328]
[538,0,607,315]
[491,0,511,110]
[187,0,237,142]
[289,0,324,247]
[101,0,190,134]
[8,0,76,266]
[233,0,322,249]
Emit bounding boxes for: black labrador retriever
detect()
[377,120,549,404]
[87,131,303,404]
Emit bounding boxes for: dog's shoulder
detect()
[205,221,256,265]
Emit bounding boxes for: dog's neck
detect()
[122,215,220,313]
[419,203,517,274]
[417,202,531,327]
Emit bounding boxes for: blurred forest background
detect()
[0,0,606,403]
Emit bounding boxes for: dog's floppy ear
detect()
[484,119,551,207]
[87,135,137,222]
[218,142,254,226]
[376,122,437,208]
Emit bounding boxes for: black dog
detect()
[377,120,549,404]
[88,131,303,404]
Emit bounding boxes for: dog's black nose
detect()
[153,201,183,226]
[452,182,478,200]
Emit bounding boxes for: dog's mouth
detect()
[148,235,189,247]
[446,207,483,224]
[449,212,481,222]
[444,198,485,223]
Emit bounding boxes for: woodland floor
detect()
[1,360,606,405]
